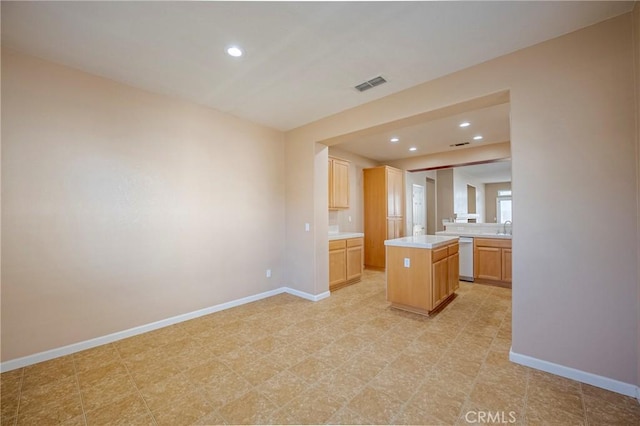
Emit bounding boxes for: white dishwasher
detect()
[459,237,474,282]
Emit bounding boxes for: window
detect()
[496,191,512,223]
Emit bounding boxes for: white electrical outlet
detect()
[266,269,272,278]
[305,223,310,232]
[348,216,352,222]
[404,258,410,268]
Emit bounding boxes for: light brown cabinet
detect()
[329,240,347,289]
[329,237,363,291]
[386,241,459,316]
[502,249,512,283]
[474,238,512,284]
[364,166,405,268]
[448,244,460,294]
[329,157,350,210]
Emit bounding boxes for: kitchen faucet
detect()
[503,220,512,235]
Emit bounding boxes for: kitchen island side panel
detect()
[386,245,433,313]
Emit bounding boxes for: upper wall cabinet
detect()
[329,157,350,210]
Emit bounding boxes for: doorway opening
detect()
[412,184,425,236]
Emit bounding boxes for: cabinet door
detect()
[329,245,347,289]
[475,247,502,280]
[432,257,449,308]
[448,252,460,293]
[386,167,404,217]
[502,249,512,283]
[393,170,404,219]
[386,168,398,216]
[346,243,363,282]
[331,159,350,209]
[387,217,404,239]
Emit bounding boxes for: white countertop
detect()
[436,231,512,240]
[384,235,459,249]
[329,232,364,241]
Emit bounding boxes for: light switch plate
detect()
[404,258,410,268]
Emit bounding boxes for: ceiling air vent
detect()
[355,76,387,92]
[449,142,470,147]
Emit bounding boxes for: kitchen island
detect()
[385,235,460,316]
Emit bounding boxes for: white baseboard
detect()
[509,348,640,399]
[285,287,330,302]
[0,286,329,373]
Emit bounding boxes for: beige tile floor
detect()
[2,270,639,425]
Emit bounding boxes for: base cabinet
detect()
[432,257,449,308]
[502,249,512,283]
[329,237,363,291]
[474,238,512,284]
[448,251,460,293]
[386,242,459,315]
[475,246,502,280]
[329,241,347,288]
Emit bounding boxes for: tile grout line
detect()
[387,282,486,425]
[195,317,298,424]
[579,382,590,426]
[6,277,638,425]
[255,324,376,422]
[113,342,159,426]
[451,288,508,424]
[11,367,25,426]
[248,286,395,424]
[70,356,89,426]
[520,362,531,425]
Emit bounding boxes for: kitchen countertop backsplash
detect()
[329,225,364,241]
[437,222,512,239]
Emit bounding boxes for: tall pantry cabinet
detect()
[364,166,405,268]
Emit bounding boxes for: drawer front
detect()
[432,246,449,263]
[474,238,512,249]
[447,243,459,256]
[329,240,346,251]
[347,237,363,248]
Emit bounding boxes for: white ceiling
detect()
[1,1,633,132]
[337,103,511,162]
[453,161,513,184]
[4,2,628,183]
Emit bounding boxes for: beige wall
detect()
[327,147,378,233]
[1,49,286,361]
[453,168,485,223]
[485,182,512,223]
[436,169,454,231]
[285,14,638,386]
[633,1,640,388]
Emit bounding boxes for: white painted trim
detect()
[510,348,640,398]
[285,287,330,302]
[0,286,329,372]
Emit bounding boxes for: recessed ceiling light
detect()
[409,147,417,152]
[459,122,470,128]
[226,46,243,57]
[473,135,483,140]
[390,137,399,143]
